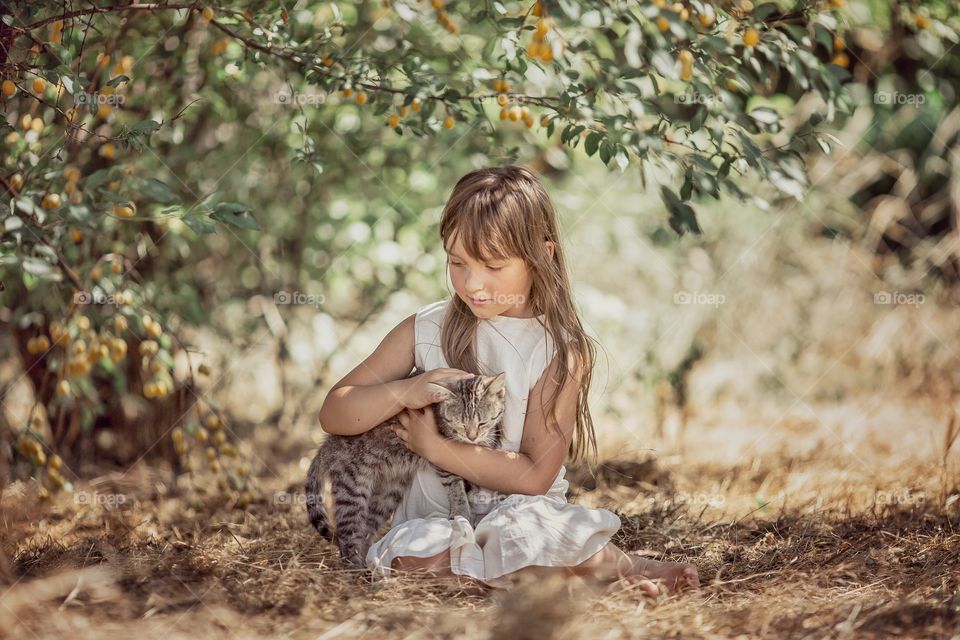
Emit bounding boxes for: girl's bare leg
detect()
[503,542,699,596]
[389,543,699,597]
[390,549,454,576]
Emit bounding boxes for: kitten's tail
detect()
[305,451,332,540]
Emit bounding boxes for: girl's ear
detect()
[484,372,507,397]
[544,240,555,259]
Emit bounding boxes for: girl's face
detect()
[445,235,537,319]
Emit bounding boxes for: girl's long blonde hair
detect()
[438,165,598,464]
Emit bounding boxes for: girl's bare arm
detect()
[317,314,417,436]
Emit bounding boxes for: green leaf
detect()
[749,107,780,126]
[814,25,834,55]
[752,3,780,20]
[130,119,161,134]
[680,167,693,201]
[85,169,117,191]
[690,106,707,132]
[181,213,215,235]
[599,140,613,164]
[139,178,177,204]
[211,202,259,230]
[661,186,702,235]
[584,131,602,156]
[22,257,61,280]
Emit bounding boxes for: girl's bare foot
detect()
[604,574,662,597]
[630,554,700,594]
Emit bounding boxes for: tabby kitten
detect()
[306,370,507,566]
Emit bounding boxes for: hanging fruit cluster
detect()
[171,408,259,507]
[526,3,558,63]
[429,0,460,34]
[13,406,68,502]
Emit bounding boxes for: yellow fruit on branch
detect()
[41,193,62,209]
[138,340,159,356]
[32,77,46,94]
[50,321,68,345]
[2,79,16,97]
[10,173,24,191]
[743,28,761,47]
[113,203,136,218]
[698,5,716,26]
[443,115,455,129]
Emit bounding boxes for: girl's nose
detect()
[465,270,484,292]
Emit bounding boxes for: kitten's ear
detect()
[484,372,507,397]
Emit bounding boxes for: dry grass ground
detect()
[1,396,957,639]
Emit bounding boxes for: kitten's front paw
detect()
[450,503,473,523]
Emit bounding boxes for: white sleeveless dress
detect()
[365,298,621,587]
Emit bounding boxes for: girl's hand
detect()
[400,368,474,410]
[391,406,443,460]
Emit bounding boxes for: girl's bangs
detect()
[443,205,515,262]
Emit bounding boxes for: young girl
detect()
[318,165,699,595]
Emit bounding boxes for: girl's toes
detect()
[607,575,661,597]
[681,566,700,589]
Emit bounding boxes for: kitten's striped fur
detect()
[306,370,507,566]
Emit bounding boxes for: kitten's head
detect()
[434,372,507,446]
